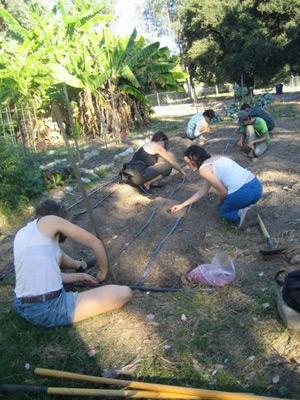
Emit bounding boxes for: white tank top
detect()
[14,219,62,297]
[200,156,254,194]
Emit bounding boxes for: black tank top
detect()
[131,146,158,167]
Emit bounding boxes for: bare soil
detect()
[1,94,300,397]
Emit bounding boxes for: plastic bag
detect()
[187,252,236,287]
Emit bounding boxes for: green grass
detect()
[1,106,300,399]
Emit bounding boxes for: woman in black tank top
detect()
[120,131,184,194]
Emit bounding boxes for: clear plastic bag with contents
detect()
[187,251,236,287]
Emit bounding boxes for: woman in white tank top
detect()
[13,199,132,328]
[170,145,262,228]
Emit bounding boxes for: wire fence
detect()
[0,104,38,148]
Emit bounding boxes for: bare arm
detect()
[38,216,108,281]
[198,119,210,134]
[154,145,185,175]
[61,272,98,285]
[60,251,81,270]
[200,166,228,202]
[170,179,211,213]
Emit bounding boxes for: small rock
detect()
[146,313,155,321]
[95,163,114,172]
[272,375,280,384]
[81,177,91,184]
[113,147,134,160]
[214,364,224,370]
[181,313,187,321]
[87,348,98,357]
[83,149,100,161]
[263,303,271,310]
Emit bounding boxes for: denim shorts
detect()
[13,289,78,328]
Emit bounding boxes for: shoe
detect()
[239,206,258,229]
[138,184,153,195]
[150,183,164,189]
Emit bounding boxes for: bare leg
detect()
[73,285,133,323]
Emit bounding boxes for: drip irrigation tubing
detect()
[136,205,192,286]
[66,176,119,211]
[134,128,239,287]
[72,187,119,218]
[111,175,187,270]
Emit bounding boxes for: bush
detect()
[0,141,45,215]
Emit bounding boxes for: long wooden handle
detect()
[0,385,198,398]
[35,368,288,400]
[257,214,270,239]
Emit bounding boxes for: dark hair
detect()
[151,131,169,143]
[240,103,251,110]
[35,199,67,219]
[184,145,211,168]
[35,200,68,242]
[203,109,215,120]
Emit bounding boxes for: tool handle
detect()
[257,214,270,239]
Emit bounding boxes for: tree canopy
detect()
[179,0,300,86]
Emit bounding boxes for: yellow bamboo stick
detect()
[35,368,291,400]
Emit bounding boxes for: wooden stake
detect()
[63,83,81,163]
[35,368,289,400]
[52,103,116,283]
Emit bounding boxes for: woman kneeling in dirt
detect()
[13,199,132,328]
[170,145,262,228]
[120,131,185,195]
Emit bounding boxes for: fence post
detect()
[156,91,160,107]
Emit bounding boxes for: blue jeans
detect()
[13,289,78,328]
[218,177,263,223]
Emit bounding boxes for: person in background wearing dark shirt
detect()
[120,131,185,195]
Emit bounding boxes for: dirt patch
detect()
[1,98,300,397]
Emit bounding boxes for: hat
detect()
[237,110,250,125]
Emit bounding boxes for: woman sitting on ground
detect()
[170,145,262,228]
[13,199,132,328]
[120,131,185,194]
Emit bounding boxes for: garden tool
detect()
[257,214,287,256]
[34,367,290,400]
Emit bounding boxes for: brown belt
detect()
[18,288,62,304]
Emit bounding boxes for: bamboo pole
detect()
[63,83,81,163]
[0,384,199,398]
[35,368,290,400]
[52,103,116,283]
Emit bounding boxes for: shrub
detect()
[0,141,45,215]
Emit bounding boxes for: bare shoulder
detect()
[38,215,65,226]
[37,215,66,237]
[144,141,163,154]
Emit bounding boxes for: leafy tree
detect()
[179,0,300,87]
[0,0,186,140]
